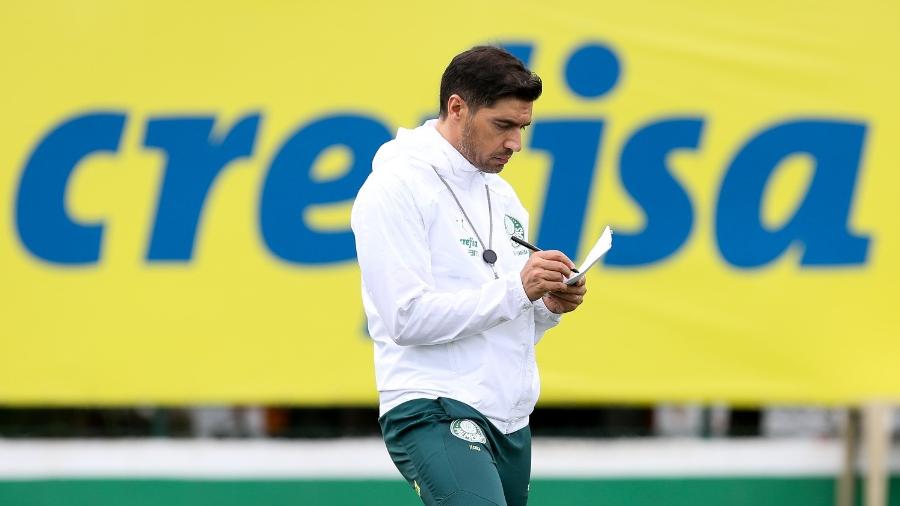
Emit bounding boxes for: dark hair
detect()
[439,46,542,118]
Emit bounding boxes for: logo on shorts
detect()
[449,419,487,444]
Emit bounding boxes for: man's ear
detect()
[446,94,468,121]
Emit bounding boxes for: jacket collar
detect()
[421,119,481,177]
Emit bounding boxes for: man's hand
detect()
[542,276,587,314]
[520,250,576,301]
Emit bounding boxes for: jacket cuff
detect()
[534,296,563,323]
[503,271,533,315]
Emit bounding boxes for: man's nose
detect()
[504,129,522,152]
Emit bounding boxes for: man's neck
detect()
[435,117,461,153]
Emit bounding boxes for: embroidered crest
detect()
[505,215,526,245]
[450,419,487,444]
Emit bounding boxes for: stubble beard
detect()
[459,120,502,174]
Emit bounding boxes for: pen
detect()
[510,236,579,273]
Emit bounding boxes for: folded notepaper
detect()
[565,226,612,286]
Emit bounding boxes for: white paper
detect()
[565,226,612,285]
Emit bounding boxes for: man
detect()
[351,46,588,506]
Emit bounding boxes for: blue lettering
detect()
[16,112,126,264]
[716,119,870,267]
[529,120,604,259]
[529,42,621,259]
[606,118,702,266]
[260,114,392,264]
[565,43,621,99]
[144,114,260,261]
[499,43,535,67]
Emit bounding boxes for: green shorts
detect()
[378,397,531,506]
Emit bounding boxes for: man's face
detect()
[458,97,533,174]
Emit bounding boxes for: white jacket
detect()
[351,120,561,434]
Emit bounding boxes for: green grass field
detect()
[1,477,897,506]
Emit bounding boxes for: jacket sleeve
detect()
[533,298,562,344]
[352,171,534,347]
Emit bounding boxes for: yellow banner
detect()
[2,1,898,405]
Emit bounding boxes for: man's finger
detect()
[544,281,570,294]
[548,291,582,303]
[563,284,587,296]
[533,250,576,270]
[532,258,573,276]
[545,293,578,311]
[535,270,567,284]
